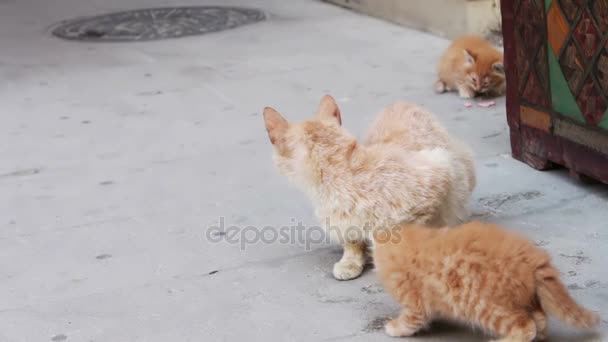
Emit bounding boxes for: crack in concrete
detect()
[478,191,542,211]
[560,251,591,265]
[0,168,42,179]
[474,193,590,220]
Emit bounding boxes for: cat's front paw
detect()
[384,319,417,337]
[332,260,363,280]
[457,86,476,99]
[434,80,447,94]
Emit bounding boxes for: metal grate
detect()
[51,6,266,42]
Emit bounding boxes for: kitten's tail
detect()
[535,263,600,329]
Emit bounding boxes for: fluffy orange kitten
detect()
[263,95,475,280]
[435,35,505,99]
[373,221,600,341]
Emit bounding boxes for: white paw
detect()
[458,87,475,99]
[434,81,446,94]
[384,319,416,337]
[332,260,363,280]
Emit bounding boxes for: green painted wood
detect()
[545,0,552,12]
[600,110,608,130]
[547,43,586,123]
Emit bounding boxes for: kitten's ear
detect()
[317,95,342,126]
[263,107,289,145]
[463,49,475,66]
[492,61,505,74]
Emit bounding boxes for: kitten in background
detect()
[263,95,475,281]
[435,35,505,99]
[373,221,600,341]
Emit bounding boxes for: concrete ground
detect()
[0,0,606,341]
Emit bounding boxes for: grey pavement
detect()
[0,0,606,341]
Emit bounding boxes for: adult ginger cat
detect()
[263,95,475,280]
[435,35,505,98]
[374,221,600,341]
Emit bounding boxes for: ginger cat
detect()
[263,95,475,280]
[435,35,505,99]
[373,221,600,341]
[363,101,476,202]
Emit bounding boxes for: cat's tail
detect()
[535,263,600,329]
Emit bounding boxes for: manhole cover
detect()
[51,6,266,42]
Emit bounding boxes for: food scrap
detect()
[477,100,496,108]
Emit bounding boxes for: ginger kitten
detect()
[435,35,505,99]
[373,221,600,341]
[263,95,475,280]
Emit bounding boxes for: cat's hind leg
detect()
[333,241,366,280]
[384,308,429,337]
[487,310,537,342]
[531,309,547,341]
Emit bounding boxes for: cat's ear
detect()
[492,61,505,75]
[463,49,475,66]
[317,95,342,125]
[263,107,289,145]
